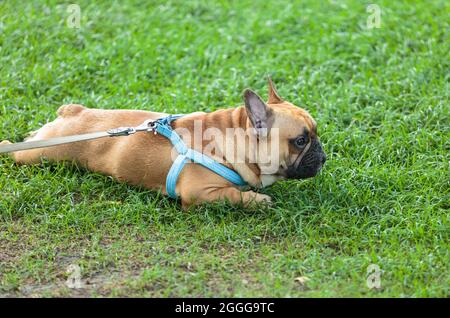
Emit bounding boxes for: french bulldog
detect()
[2,79,326,208]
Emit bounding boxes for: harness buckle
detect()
[107,127,136,136]
[149,121,158,130]
[107,119,158,137]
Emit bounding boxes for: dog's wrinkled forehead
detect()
[269,102,317,138]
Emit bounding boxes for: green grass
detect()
[0,0,449,297]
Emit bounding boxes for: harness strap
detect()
[153,115,247,198]
[166,155,188,198]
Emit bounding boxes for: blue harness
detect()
[151,115,247,198]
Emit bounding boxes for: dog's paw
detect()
[257,193,272,204]
[0,140,13,158]
[0,140,12,155]
[245,193,273,209]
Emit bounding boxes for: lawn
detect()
[0,0,448,297]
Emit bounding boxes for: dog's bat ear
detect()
[267,76,283,104]
[243,89,274,137]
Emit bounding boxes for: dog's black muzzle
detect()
[286,139,326,179]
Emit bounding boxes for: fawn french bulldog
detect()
[2,79,325,208]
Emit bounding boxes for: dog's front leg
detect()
[180,186,272,209]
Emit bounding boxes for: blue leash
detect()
[151,115,247,198]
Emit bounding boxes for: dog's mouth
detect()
[285,140,326,179]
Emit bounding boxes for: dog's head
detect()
[244,78,326,181]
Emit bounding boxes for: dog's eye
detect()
[295,137,307,147]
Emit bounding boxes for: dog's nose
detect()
[321,153,326,164]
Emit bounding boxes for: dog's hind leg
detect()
[2,138,45,165]
[5,121,65,165]
[2,104,87,165]
[0,140,39,165]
